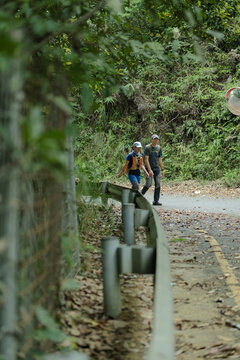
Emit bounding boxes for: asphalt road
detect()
[152,191,240,359]
[144,190,240,216]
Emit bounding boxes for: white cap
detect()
[151,134,159,139]
[133,141,142,148]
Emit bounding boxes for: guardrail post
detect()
[132,246,156,274]
[101,181,108,206]
[134,208,150,227]
[121,189,130,204]
[122,203,135,245]
[117,245,132,273]
[101,237,121,318]
[121,189,130,223]
[129,191,136,203]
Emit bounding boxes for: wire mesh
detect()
[17,173,64,359]
[0,64,79,360]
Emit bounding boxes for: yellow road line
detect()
[199,230,240,308]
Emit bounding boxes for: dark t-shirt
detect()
[144,145,162,172]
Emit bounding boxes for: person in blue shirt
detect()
[141,134,165,205]
[117,141,149,190]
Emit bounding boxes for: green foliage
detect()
[61,232,81,268]
[223,168,240,188]
[77,200,117,237]
[74,113,140,181]
[60,278,80,291]
[21,109,68,177]
[3,0,238,185]
[170,238,185,242]
[34,307,66,343]
[75,36,240,185]
[232,88,240,99]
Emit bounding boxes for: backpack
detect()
[144,144,161,162]
[125,152,143,173]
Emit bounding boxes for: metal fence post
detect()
[117,245,132,273]
[121,189,130,223]
[121,189,130,204]
[0,59,22,360]
[101,181,108,206]
[101,237,121,318]
[129,191,136,203]
[134,208,150,226]
[122,203,135,245]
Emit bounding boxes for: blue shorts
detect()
[128,174,141,184]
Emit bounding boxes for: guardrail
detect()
[44,181,175,360]
[44,352,89,360]
[100,182,175,360]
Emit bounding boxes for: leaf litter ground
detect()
[60,182,240,359]
[60,204,153,360]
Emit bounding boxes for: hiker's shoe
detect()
[153,202,162,206]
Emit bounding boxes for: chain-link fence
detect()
[0,67,79,360]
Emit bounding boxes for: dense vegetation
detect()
[1,0,239,187]
[74,0,240,187]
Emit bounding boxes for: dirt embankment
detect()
[116,179,240,198]
[161,180,240,198]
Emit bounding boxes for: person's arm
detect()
[158,157,165,178]
[145,155,154,177]
[117,160,129,178]
[142,164,149,177]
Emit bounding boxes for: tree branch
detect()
[33,1,107,51]
[74,0,106,27]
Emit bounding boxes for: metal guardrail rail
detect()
[44,353,89,360]
[100,181,175,360]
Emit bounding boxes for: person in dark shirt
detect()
[117,141,149,190]
[141,134,165,205]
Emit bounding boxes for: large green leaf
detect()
[34,306,66,343]
[107,0,123,13]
